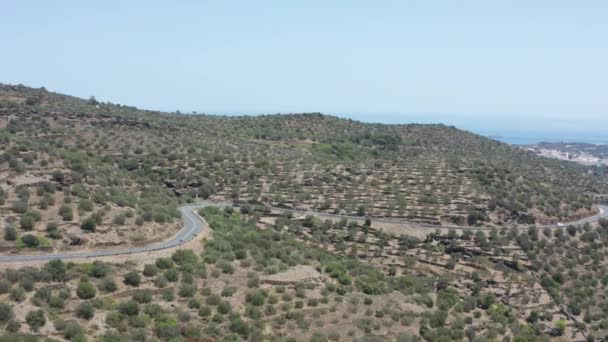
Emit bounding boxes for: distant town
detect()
[523,142,608,166]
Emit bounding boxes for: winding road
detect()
[0,203,212,264]
[0,201,606,264]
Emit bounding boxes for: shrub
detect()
[179,283,197,298]
[100,330,126,342]
[98,277,117,293]
[105,311,124,328]
[217,301,232,314]
[144,303,164,318]
[59,205,74,221]
[567,225,576,236]
[230,317,250,338]
[554,319,567,336]
[172,249,198,265]
[154,274,168,288]
[118,300,139,316]
[20,215,35,230]
[155,257,174,269]
[77,281,97,299]
[218,260,234,274]
[247,290,266,306]
[161,288,175,301]
[143,264,159,277]
[310,332,328,342]
[221,286,236,297]
[48,296,65,309]
[25,309,46,331]
[12,200,28,214]
[46,222,59,232]
[198,305,212,318]
[76,301,95,320]
[123,271,141,287]
[133,290,153,303]
[0,280,10,294]
[4,225,17,241]
[44,259,67,281]
[47,225,62,239]
[156,315,179,340]
[63,322,86,340]
[163,269,179,282]
[112,214,126,225]
[9,287,26,302]
[188,298,201,309]
[90,261,111,278]
[206,294,221,306]
[81,217,97,232]
[20,234,40,247]
[78,199,94,212]
[0,303,14,323]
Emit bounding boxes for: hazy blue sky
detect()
[1,1,607,132]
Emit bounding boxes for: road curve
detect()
[0,203,211,264]
[1,202,606,264]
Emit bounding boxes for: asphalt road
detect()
[0,203,209,264]
[0,201,606,264]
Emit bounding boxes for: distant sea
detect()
[339,112,608,146]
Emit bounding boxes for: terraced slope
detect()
[0,84,606,256]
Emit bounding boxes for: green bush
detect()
[198,305,212,318]
[25,309,46,331]
[155,257,174,269]
[80,217,97,232]
[172,249,198,265]
[76,281,97,299]
[117,300,139,316]
[247,290,266,306]
[156,315,180,340]
[75,301,95,320]
[44,259,67,281]
[98,277,117,293]
[59,205,74,221]
[123,271,141,287]
[20,234,40,247]
[163,269,179,282]
[230,317,250,338]
[133,290,152,303]
[179,283,197,298]
[19,215,35,230]
[221,286,236,297]
[90,261,111,278]
[0,303,14,323]
[217,301,232,314]
[3,225,17,241]
[9,287,26,302]
[63,322,86,341]
[143,264,159,277]
[206,294,221,306]
[112,214,126,225]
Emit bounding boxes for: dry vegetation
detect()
[2,206,608,341]
[1,84,608,341]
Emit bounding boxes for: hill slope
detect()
[3,84,608,341]
[0,83,605,249]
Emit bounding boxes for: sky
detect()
[1,1,607,142]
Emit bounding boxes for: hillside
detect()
[2,84,608,341]
[1,84,604,237]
